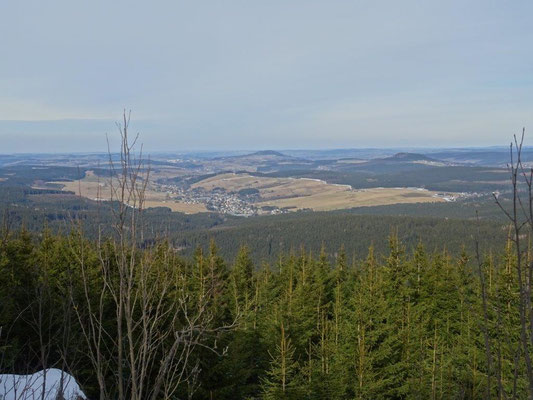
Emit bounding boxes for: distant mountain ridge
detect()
[216,149,300,162]
[250,150,287,157]
[381,152,441,162]
[326,152,450,174]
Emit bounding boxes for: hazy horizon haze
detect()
[1,1,532,152]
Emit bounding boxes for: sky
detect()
[1,0,532,153]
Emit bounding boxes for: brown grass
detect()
[52,174,207,214]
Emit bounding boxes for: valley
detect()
[0,147,511,220]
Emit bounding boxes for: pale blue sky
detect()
[1,1,532,152]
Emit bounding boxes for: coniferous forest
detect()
[2,132,533,400]
[0,226,529,399]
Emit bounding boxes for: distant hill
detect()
[380,152,441,163]
[207,150,315,173]
[427,149,533,166]
[329,152,450,174]
[250,150,287,157]
[215,150,296,161]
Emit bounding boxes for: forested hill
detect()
[174,212,507,262]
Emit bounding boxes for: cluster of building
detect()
[204,191,257,216]
[432,191,485,202]
[156,183,285,216]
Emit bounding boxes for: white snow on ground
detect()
[0,368,86,400]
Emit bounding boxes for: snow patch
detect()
[0,368,86,400]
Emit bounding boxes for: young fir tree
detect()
[342,244,392,399]
[193,241,233,400]
[262,318,303,400]
[213,245,264,399]
[380,231,412,398]
[230,245,254,321]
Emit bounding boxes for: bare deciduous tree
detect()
[494,128,533,399]
[70,111,236,399]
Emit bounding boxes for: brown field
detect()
[193,173,448,211]
[149,167,195,179]
[46,171,451,214]
[192,173,340,200]
[473,180,510,185]
[335,159,366,164]
[142,200,207,213]
[449,179,509,185]
[256,188,442,211]
[51,172,207,214]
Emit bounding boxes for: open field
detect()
[256,187,441,211]
[142,200,207,213]
[192,173,449,211]
[191,173,349,200]
[50,172,207,214]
